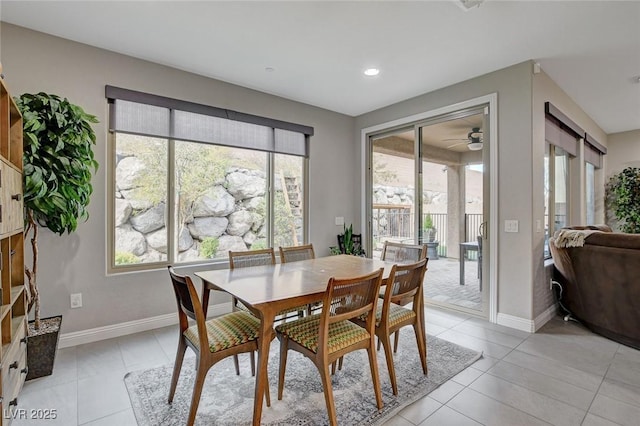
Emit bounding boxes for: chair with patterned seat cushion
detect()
[167,266,270,426]
[229,247,306,322]
[200,248,277,376]
[380,241,427,351]
[279,243,320,315]
[275,269,384,426]
[279,243,315,263]
[352,259,428,395]
[381,241,427,264]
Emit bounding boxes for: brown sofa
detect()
[550,226,640,349]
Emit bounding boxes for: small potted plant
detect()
[332,223,365,256]
[423,214,437,242]
[16,92,98,379]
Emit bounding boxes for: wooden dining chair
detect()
[381,241,427,263]
[279,243,315,263]
[275,269,384,426]
[352,259,428,395]
[279,243,319,314]
[380,241,428,351]
[167,266,270,426]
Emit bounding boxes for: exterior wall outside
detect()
[606,130,640,176]
[532,70,608,318]
[356,61,535,321]
[1,23,357,334]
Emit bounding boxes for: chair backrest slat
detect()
[381,241,427,264]
[383,259,428,310]
[229,248,276,269]
[320,269,384,334]
[279,244,315,263]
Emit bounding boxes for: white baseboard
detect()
[59,302,232,349]
[533,303,558,332]
[496,312,535,333]
[496,303,559,333]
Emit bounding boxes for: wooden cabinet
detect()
[0,77,27,423]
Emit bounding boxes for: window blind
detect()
[584,133,606,168]
[106,86,313,157]
[545,117,578,156]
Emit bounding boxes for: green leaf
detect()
[16,92,99,235]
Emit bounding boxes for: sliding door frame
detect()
[361,93,498,323]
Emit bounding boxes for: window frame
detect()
[106,88,311,274]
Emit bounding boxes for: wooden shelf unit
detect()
[0,77,27,423]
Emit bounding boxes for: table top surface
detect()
[195,255,393,307]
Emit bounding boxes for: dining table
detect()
[195,254,395,426]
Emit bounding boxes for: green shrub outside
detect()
[115,251,141,265]
[200,237,220,258]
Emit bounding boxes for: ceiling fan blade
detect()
[447,141,467,148]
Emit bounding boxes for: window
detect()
[584,134,604,225]
[107,87,312,271]
[544,144,571,257]
[585,162,595,225]
[543,103,606,258]
[544,108,579,258]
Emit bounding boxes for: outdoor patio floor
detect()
[424,256,482,311]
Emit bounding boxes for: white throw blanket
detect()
[551,229,599,248]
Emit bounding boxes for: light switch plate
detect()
[335,216,344,226]
[504,220,519,233]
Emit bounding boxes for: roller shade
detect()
[584,133,606,168]
[545,117,578,157]
[106,85,312,157]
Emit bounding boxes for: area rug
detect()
[125,328,481,425]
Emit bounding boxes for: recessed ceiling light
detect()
[364,68,380,76]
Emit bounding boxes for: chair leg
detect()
[366,345,383,410]
[233,354,240,375]
[413,322,428,374]
[393,330,400,353]
[187,361,210,426]
[331,360,337,375]
[319,363,338,426]
[278,337,289,400]
[250,351,256,377]
[338,356,343,371]
[380,333,398,395]
[265,372,271,407]
[168,338,187,403]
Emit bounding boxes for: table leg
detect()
[253,312,275,426]
[459,245,465,285]
[201,284,210,317]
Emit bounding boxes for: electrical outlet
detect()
[335,216,344,226]
[70,293,82,309]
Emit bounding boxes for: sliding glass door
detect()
[367,106,490,316]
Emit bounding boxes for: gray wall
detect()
[532,70,608,318]
[607,130,640,176]
[1,23,358,333]
[356,61,536,320]
[356,62,610,323]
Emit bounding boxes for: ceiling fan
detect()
[445,127,483,151]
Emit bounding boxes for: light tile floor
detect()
[12,308,640,426]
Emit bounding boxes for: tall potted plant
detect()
[15,93,98,379]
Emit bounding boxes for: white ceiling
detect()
[1,1,639,134]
